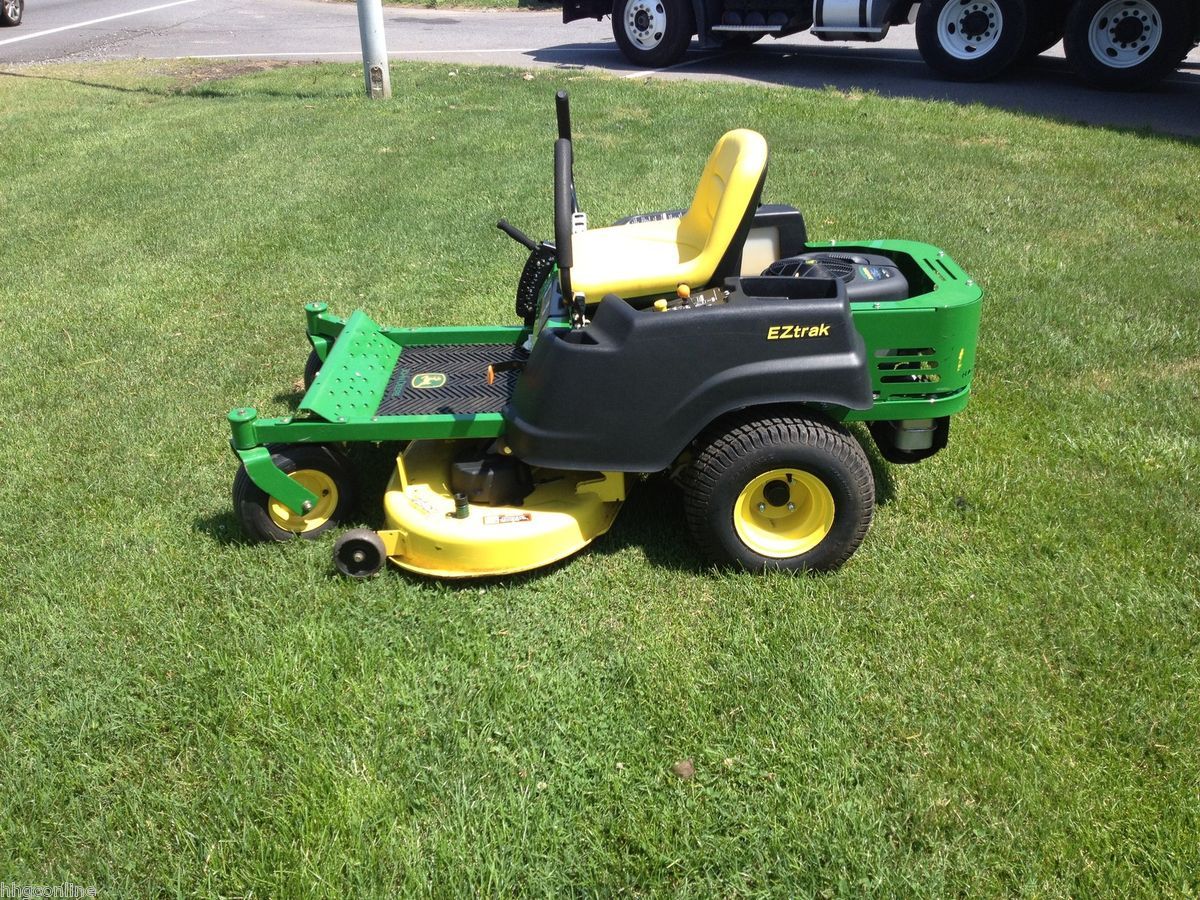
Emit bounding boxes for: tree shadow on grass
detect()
[0,60,344,102]
[193,509,248,548]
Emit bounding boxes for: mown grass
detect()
[1,59,1198,896]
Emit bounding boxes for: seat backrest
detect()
[677,129,769,274]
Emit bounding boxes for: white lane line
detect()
[0,0,207,47]
[622,52,733,78]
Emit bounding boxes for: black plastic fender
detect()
[505,276,872,472]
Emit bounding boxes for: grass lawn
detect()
[1,59,1198,896]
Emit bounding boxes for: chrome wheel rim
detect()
[1087,0,1162,68]
[936,0,1006,60]
[622,0,668,52]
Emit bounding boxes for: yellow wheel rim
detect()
[268,469,338,534]
[733,468,835,558]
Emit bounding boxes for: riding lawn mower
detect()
[225,92,983,578]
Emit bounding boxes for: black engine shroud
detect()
[504,275,872,472]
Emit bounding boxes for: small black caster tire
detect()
[233,444,356,542]
[684,415,875,573]
[333,529,388,578]
[303,349,323,390]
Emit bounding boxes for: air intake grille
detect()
[764,254,857,282]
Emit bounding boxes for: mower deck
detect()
[377,441,625,578]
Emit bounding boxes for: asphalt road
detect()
[2,0,1198,137]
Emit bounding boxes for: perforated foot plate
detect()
[376,343,529,417]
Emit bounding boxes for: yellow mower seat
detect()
[569,128,768,303]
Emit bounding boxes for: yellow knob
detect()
[653,299,669,312]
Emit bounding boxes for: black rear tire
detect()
[916,0,1029,81]
[612,0,695,68]
[233,444,356,543]
[683,415,875,573]
[1063,0,1192,90]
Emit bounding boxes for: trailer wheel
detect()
[1063,0,1192,89]
[333,529,388,578]
[233,444,356,542]
[612,0,695,67]
[916,0,1029,80]
[0,0,22,26]
[684,416,875,573]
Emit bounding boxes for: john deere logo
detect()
[411,372,446,389]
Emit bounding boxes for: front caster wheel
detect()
[333,528,388,578]
[684,416,875,573]
[303,349,323,390]
[1063,0,1192,90]
[233,444,356,542]
[916,0,1029,81]
[612,0,695,68]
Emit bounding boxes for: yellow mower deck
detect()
[376,441,626,578]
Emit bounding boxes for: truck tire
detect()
[612,0,695,67]
[0,0,22,26]
[916,0,1030,80]
[1063,0,1192,89]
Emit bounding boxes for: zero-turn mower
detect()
[225,92,982,579]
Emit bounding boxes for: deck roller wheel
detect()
[333,529,388,578]
[684,415,875,573]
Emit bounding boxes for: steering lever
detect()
[497,219,539,252]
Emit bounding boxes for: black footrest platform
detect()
[376,343,529,417]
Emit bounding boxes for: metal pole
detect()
[356,0,391,99]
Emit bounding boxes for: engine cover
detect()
[763,251,910,303]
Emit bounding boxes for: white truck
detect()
[563,0,1200,89]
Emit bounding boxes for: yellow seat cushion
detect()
[569,128,768,302]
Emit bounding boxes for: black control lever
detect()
[497,219,539,252]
